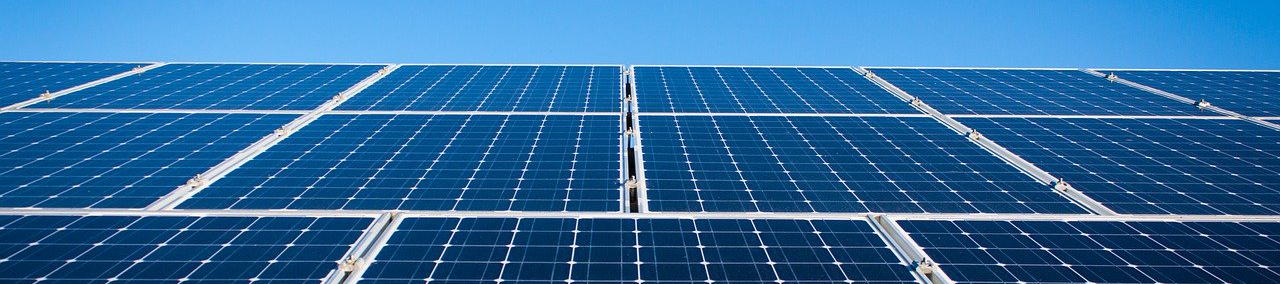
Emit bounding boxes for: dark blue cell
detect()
[640,115,1086,213]
[0,112,296,208]
[0,62,140,107]
[868,68,1209,115]
[899,219,1280,284]
[32,63,384,110]
[356,217,916,283]
[338,65,621,112]
[961,117,1280,215]
[0,215,371,283]
[634,66,918,114]
[178,114,623,212]
[1102,70,1280,117]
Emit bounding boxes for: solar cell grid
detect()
[1103,70,1280,117]
[899,219,1280,284]
[179,113,622,212]
[356,217,918,283]
[0,62,138,107]
[0,112,296,208]
[869,68,1206,115]
[634,66,919,114]
[31,63,383,110]
[338,65,620,112]
[0,215,372,283]
[960,117,1280,215]
[639,115,1087,213]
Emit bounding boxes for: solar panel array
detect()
[0,61,1278,283]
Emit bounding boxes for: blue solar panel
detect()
[32,64,383,110]
[899,220,1280,284]
[337,65,621,112]
[1103,70,1280,117]
[179,114,622,211]
[640,115,1086,213]
[0,62,138,107]
[868,68,1207,115]
[356,217,918,283]
[634,66,919,114]
[0,215,371,283]
[960,117,1280,215]
[0,112,295,208]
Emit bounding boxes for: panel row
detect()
[3,111,1278,215]
[3,63,622,112]
[4,214,1273,284]
[9,63,1277,117]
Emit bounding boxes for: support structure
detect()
[326,212,401,284]
[868,214,955,284]
[854,67,1118,216]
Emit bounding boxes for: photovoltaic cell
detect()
[337,65,620,112]
[868,68,1206,115]
[0,215,371,283]
[640,115,1086,213]
[0,112,296,208]
[0,62,138,107]
[899,220,1280,284]
[32,64,383,110]
[634,66,919,114]
[960,117,1280,215]
[357,217,918,283]
[179,114,622,211]
[1103,70,1280,117]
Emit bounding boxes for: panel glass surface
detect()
[0,62,138,107]
[634,66,918,114]
[899,220,1280,284]
[0,215,371,283]
[32,64,383,110]
[640,115,1086,213]
[0,112,296,208]
[961,117,1280,215]
[1103,70,1280,117]
[357,217,917,283]
[179,114,622,211]
[338,65,620,112]
[868,68,1205,115]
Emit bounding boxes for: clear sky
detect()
[2,1,1277,69]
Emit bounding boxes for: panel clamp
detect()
[1194,99,1212,109]
[965,130,983,140]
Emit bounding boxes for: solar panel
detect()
[959,117,1280,215]
[31,64,383,110]
[355,217,918,283]
[868,68,1207,115]
[0,112,296,208]
[898,219,1280,284]
[0,214,371,283]
[0,62,138,107]
[1102,70,1280,117]
[634,66,919,114]
[178,114,622,211]
[639,115,1086,213]
[337,65,621,112]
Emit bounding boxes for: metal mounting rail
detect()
[868,214,955,284]
[854,67,1119,216]
[2,63,167,110]
[327,212,400,284]
[626,66,651,213]
[1081,69,1280,132]
[145,64,402,210]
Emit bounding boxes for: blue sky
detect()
[2,1,1277,69]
